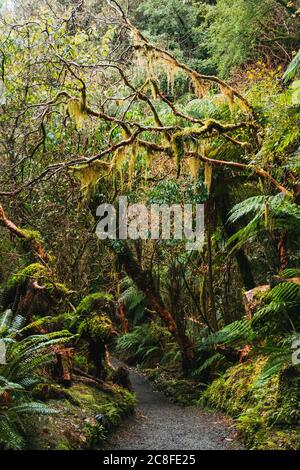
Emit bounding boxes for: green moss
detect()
[20,229,44,245]
[78,314,114,342]
[42,281,71,295]
[198,356,300,450]
[32,383,79,405]
[30,382,136,450]
[6,263,70,296]
[76,292,114,316]
[6,263,48,289]
[144,368,204,405]
[269,369,300,426]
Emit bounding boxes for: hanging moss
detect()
[171,134,185,175]
[67,98,86,130]
[191,74,210,99]
[70,161,111,196]
[128,144,138,187]
[204,162,213,193]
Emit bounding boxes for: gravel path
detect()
[103,369,243,450]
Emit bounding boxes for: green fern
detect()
[0,310,73,449]
[227,194,300,252]
[254,334,300,388]
[192,353,224,377]
[116,322,177,366]
[283,50,300,82]
[119,278,146,325]
[280,268,300,278]
[199,319,254,348]
[252,279,300,326]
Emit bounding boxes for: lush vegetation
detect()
[0,0,300,450]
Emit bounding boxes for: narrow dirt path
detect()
[103,369,243,450]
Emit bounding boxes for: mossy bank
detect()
[199,357,300,450]
[29,382,136,450]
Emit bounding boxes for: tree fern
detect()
[227,194,300,251]
[271,282,300,303]
[252,280,300,326]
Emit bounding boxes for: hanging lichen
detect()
[112,147,128,171]
[171,134,185,165]
[191,73,210,99]
[70,161,110,196]
[147,50,156,80]
[150,80,159,100]
[67,98,86,130]
[237,98,251,113]
[219,84,235,112]
[131,28,144,47]
[164,58,180,95]
[187,156,201,190]
[204,162,213,193]
[128,143,138,187]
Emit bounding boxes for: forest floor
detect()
[102,368,244,450]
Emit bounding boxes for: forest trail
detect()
[103,369,243,450]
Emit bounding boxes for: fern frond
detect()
[0,416,25,450]
[280,268,300,278]
[271,282,300,303]
[11,402,58,415]
[192,353,224,377]
[283,50,300,82]
[200,319,254,348]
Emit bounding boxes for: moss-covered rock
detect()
[32,383,79,404]
[199,356,300,449]
[144,368,204,405]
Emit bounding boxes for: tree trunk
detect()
[272,230,289,271]
[116,244,194,372]
[218,183,255,290]
[119,302,129,332]
[206,200,218,331]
